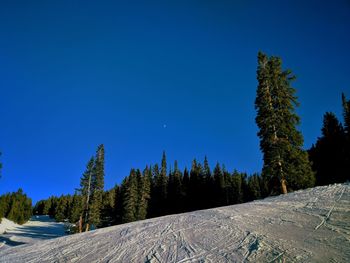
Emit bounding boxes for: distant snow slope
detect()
[0,184,349,262]
[0,215,65,249]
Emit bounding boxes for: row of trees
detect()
[33,52,348,233]
[34,153,267,229]
[0,189,32,224]
[308,94,350,185]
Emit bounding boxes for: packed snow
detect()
[0,215,66,249]
[0,184,349,262]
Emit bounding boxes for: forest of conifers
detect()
[1,52,350,228]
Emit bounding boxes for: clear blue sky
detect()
[1,0,349,203]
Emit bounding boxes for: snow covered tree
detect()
[255,52,315,194]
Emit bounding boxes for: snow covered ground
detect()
[0,184,349,262]
[0,215,66,249]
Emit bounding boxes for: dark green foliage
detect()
[246,174,262,201]
[342,93,350,179]
[68,193,83,223]
[136,167,151,220]
[255,52,315,194]
[309,112,349,185]
[90,144,105,227]
[35,152,270,230]
[213,163,225,206]
[76,144,106,230]
[167,161,183,214]
[100,188,115,227]
[342,93,350,136]
[150,153,168,217]
[0,189,32,224]
[121,170,138,223]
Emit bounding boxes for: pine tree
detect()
[55,195,68,222]
[255,52,315,194]
[309,112,346,185]
[167,160,183,214]
[213,163,225,206]
[202,156,213,208]
[136,166,151,220]
[151,153,168,217]
[113,185,122,224]
[247,174,262,201]
[342,93,350,136]
[79,157,94,230]
[68,193,83,223]
[341,93,350,180]
[182,167,190,212]
[159,151,168,206]
[100,188,115,227]
[122,169,138,223]
[89,144,105,228]
[231,170,243,204]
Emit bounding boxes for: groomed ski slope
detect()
[0,184,349,262]
[0,215,66,249]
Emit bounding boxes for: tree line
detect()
[308,93,350,185]
[6,51,350,229]
[0,189,32,224]
[34,152,267,230]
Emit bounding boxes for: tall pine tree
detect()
[255,52,314,194]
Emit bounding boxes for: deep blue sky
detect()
[1,1,349,203]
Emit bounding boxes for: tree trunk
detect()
[85,223,90,232]
[78,215,82,233]
[281,178,287,194]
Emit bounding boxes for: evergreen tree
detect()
[309,112,346,185]
[113,185,122,224]
[100,188,115,227]
[247,174,262,201]
[213,163,225,206]
[255,52,315,194]
[182,167,190,212]
[68,193,83,223]
[341,93,350,179]
[1,189,32,224]
[231,170,243,204]
[151,153,168,217]
[89,144,105,228]
[342,93,350,136]
[79,157,94,230]
[189,159,201,210]
[121,169,138,223]
[55,195,69,222]
[136,166,151,220]
[202,156,213,208]
[167,160,183,214]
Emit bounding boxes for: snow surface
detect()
[0,215,66,249]
[0,184,349,262]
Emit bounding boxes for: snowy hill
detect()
[0,184,349,262]
[0,215,66,249]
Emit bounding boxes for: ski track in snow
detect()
[0,184,349,262]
